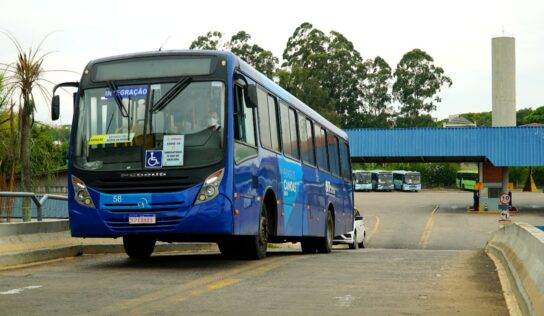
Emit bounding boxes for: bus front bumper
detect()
[68,187,233,238]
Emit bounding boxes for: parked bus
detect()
[352,170,372,191]
[369,170,394,191]
[456,170,478,191]
[51,50,354,259]
[392,170,421,192]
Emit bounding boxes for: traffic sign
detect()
[499,193,511,206]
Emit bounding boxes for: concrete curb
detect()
[0,220,217,269]
[485,222,544,316]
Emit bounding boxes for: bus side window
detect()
[234,85,257,162]
[288,108,299,159]
[304,119,316,166]
[234,85,256,146]
[339,141,351,180]
[257,88,271,149]
[267,95,281,152]
[315,125,329,172]
[279,101,292,156]
[327,133,340,176]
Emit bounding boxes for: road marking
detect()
[365,215,380,243]
[0,285,42,295]
[335,294,354,307]
[96,254,304,316]
[418,205,439,249]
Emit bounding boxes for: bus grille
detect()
[103,201,186,213]
[105,216,182,232]
[92,177,197,194]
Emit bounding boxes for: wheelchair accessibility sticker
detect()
[145,150,163,168]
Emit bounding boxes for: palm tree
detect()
[1,31,59,221]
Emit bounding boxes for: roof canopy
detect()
[346,127,544,166]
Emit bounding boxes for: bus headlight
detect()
[71,175,96,208]
[195,168,224,205]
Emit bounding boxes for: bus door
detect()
[278,102,303,236]
[232,83,260,235]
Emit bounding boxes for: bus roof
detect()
[392,170,420,175]
[233,53,347,140]
[83,50,347,141]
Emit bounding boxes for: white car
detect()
[334,209,366,249]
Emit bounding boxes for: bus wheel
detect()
[123,235,156,259]
[244,204,268,259]
[316,211,333,253]
[349,230,358,249]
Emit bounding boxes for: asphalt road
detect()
[3,190,541,315]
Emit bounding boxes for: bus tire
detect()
[316,211,333,253]
[244,203,268,260]
[349,230,358,249]
[123,235,156,259]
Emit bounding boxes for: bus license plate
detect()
[129,214,156,224]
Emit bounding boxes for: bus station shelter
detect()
[345,126,544,211]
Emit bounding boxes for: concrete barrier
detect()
[0,220,217,269]
[486,222,544,316]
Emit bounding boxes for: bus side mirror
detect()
[246,83,258,108]
[51,95,60,121]
[51,81,79,121]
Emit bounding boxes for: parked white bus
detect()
[393,170,421,192]
[369,170,394,191]
[352,170,372,191]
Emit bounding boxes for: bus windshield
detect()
[405,174,421,184]
[73,81,225,171]
[355,172,371,184]
[379,174,393,184]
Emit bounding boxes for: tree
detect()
[395,114,438,128]
[281,23,366,127]
[189,31,224,50]
[393,49,452,118]
[523,106,544,124]
[516,107,533,125]
[1,32,53,221]
[190,31,278,78]
[357,56,393,128]
[460,112,491,127]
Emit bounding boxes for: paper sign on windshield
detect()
[89,133,135,145]
[162,135,184,166]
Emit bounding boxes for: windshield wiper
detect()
[152,76,192,112]
[107,81,129,117]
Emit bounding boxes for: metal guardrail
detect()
[0,192,68,221]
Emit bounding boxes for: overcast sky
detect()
[2,0,543,125]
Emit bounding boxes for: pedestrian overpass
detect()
[346,126,544,166]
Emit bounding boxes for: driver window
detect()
[234,84,257,162]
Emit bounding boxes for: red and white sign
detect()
[499,193,511,205]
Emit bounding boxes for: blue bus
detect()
[352,170,372,191]
[51,51,354,259]
[392,170,421,192]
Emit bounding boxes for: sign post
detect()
[498,193,511,226]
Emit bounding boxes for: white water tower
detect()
[492,36,516,126]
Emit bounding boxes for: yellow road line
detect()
[141,256,303,315]
[418,205,439,249]
[365,215,380,243]
[95,254,302,316]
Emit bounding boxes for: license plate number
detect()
[129,214,156,224]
